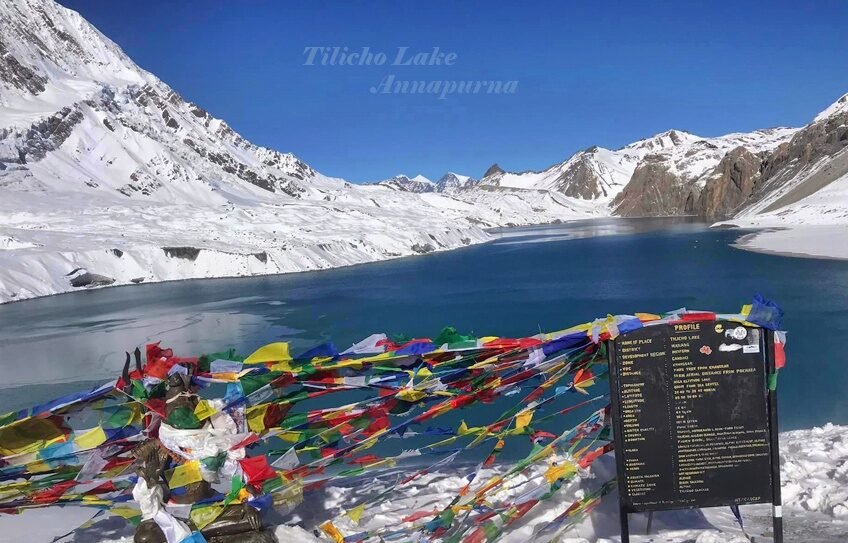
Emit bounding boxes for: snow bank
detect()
[718,172,848,260]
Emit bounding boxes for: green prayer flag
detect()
[767,372,779,391]
[167,406,202,430]
[483,521,501,540]
[240,372,282,396]
[201,452,226,473]
[281,412,308,429]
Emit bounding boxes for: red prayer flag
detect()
[239,455,277,486]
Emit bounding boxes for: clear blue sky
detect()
[61,0,848,182]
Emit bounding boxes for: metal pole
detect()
[766,330,783,543]
[645,511,654,535]
[619,507,630,543]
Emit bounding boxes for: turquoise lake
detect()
[0,217,846,431]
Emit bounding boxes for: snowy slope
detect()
[718,171,848,260]
[0,0,604,303]
[715,93,848,259]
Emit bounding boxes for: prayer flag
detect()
[167,460,203,489]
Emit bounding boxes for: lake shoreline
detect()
[729,225,848,262]
[10,216,843,307]
[0,231,496,307]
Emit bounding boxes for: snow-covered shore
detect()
[2,424,846,543]
[0,184,606,305]
[731,226,848,261]
[720,172,848,261]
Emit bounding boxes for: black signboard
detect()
[608,319,782,543]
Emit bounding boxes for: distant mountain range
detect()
[0,0,846,301]
[374,173,480,194]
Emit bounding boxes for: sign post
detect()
[607,320,782,543]
[766,330,784,543]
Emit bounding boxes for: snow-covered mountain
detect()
[476,127,801,217]
[479,146,633,201]
[373,173,480,194]
[711,93,848,258]
[374,174,436,193]
[612,127,798,217]
[435,172,478,193]
[0,0,604,303]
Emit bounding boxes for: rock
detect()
[744,110,848,214]
[69,272,115,288]
[548,151,615,200]
[130,277,145,284]
[612,157,698,217]
[695,147,764,219]
[163,246,201,260]
[411,243,435,254]
[483,163,505,178]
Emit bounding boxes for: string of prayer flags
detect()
[0,298,787,543]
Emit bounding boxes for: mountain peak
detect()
[435,172,478,193]
[483,163,504,178]
[623,129,700,153]
[375,174,435,193]
[814,92,848,123]
[410,174,433,184]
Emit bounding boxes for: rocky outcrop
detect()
[435,172,478,193]
[376,175,435,193]
[0,39,46,95]
[695,147,764,219]
[3,107,84,164]
[69,271,115,288]
[163,247,201,260]
[483,164,504,178]
[612,157,698,216]
[549,150,613,200]
[741,109,848,215]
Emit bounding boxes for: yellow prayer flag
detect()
[515,410,534,430]
[347,503,367,524]
[320,521,345,543]
[470,356,498,369]
[0,417,68,456]
[324,359,363,371]
[194,400,217,421]
[74,426,108,449]
[544,462,577,484]
[110,506,142,520]
[246,404,270,433]
[26,460,53,474]
[396,388,426,402]
[167,460,203,489]
[245,342,291,364]
[190,503,225,529]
